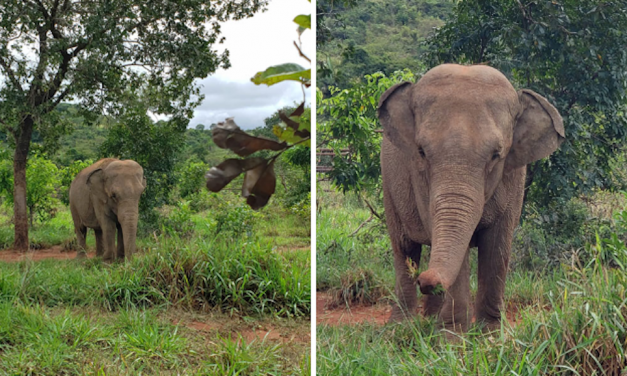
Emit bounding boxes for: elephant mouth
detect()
[417,269,448,295]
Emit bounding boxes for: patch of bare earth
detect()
[169,311,311,346]
[317,292,391,325]
[317,292,525,327]
[0,246,95,262]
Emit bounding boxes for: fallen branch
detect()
[349,212,373,237]
[362,197,383,220]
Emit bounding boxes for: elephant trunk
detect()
[118,204,139,259]
[418,167,484,295]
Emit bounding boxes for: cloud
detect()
[190,76,309,130]
[188,0,313,130]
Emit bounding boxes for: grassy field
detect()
[316,185,627,375]
[0,198,311,375]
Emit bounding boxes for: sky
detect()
[191,0,313,130]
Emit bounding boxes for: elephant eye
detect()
[111,193,117,200]
[492,151,500,161]
[418,147,426,158]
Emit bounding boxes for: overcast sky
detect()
[192,0,313,130]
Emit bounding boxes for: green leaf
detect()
[251,64,310,86]
[293,14,311,29]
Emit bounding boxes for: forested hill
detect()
[318,0,453,90]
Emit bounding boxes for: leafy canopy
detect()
[0,0,268,133]
[426,0,627,204]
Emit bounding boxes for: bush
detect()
[58,159,93,205]
[177,157,208,199]
[187,190,218,213]
[159,201,195,238]
[214,199,262,239]
[0,154,61,225]
[513,197,615,271]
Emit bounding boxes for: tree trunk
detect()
[12,115,34,251]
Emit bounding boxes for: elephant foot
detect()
[441,328,464,343]
[388,305,417,322]
[422,294,444,317]
[475,318,501,333]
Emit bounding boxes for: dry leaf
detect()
[242,160,276,210]
[212,117,286,157]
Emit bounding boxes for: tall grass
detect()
[0,235,309,317]
[318,255,627,374]
[317,185,627,375]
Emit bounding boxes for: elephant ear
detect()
[505,89,565,172]
[377,82,415,151]
[86,169,108,204]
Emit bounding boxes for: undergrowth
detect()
[0,235,310,317]
[317,183,627,374]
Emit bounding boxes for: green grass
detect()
[0,234,309,318]
[318,260,627,375]
[0,201,311,375]
[0,208,95,250]
[316,185,627,375]
[0,302,308,375]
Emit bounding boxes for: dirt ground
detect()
[0,246,95,262]
[316,292,523,326]
[170,311,311,345]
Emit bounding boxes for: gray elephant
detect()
[378,64,564,331]
[69,158,146,261]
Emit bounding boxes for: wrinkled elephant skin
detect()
[378,64,564,332]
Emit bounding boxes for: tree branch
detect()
[0,57,23,93]
[28,24,49,106]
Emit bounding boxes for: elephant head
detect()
[378,64,564,295]
[86,160,146,258]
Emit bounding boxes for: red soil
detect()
[172,318,310,345]
[316,292,524,327]
[317,292,391,325]
[0,246,95,262]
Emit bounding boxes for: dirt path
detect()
[317,292,523,326]
[0,246,95,262]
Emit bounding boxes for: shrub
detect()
[513,197,615,271]
[58,159,93,205]
[0,154,61,226]
[214,199,261,239]
[159,201,195,238]
[177,157,209,199]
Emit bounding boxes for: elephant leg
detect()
[389,236,422,322]
[116,223,124,260]
[94,229,104,257]
[100,220,117,262]
[75,226,88,259]
[475,220,516,331]
[437,249,471,333]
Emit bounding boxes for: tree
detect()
[0,0,267,249]
[99,102,185,214]
[0,154,60,227]
[317,70,419,193]
[425,0,627,204]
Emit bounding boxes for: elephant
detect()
[378,64,564,332]
[69,158,146,261]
